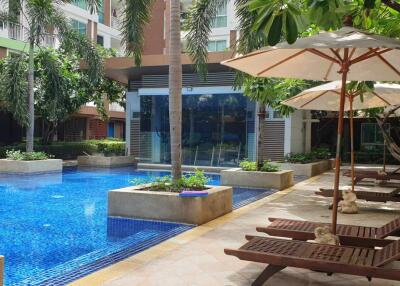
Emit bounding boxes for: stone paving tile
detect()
[70,172,400,286]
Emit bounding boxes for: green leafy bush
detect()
[240,159,280,172]
[239,160,257,171]
[6,150,50,161]
[95,141,125,156]
[284,148,331,164]
[38,142,98,159]
[260,161,280,172]
[0,139,125,159]
[129,170,210,193]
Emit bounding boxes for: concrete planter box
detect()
[220,168,293,190]
[274,159,333,177]
[77,155,137,168]
[0,159,62,173]
[108,184,232,225]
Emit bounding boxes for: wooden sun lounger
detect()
[316,187,400,203]
[256,217,400,247]
[225,236,400,285]
[343,169,400,184]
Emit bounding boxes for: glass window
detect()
[207,40,227,52]
[97,35,104,46]
[361,123,388,145]
[98,0,104,24]
[211,0,227,28]
[273,110,283,119]
[72,0,86,9]
[71,20,87,36]
[139,93,256,166]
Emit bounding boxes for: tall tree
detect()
[121,0,183,181]
[0,0,102,151]
[168,0,183,180]
[0,47,125,145]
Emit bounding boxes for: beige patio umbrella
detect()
[282,81,400,192]
[222,25,400,234]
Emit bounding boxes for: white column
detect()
[126,91,140,155]
[284,115,292,155]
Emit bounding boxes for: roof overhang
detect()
[103,51,235,85]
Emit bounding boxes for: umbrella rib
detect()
[223,49,273,63]
[369,48,400,77]
[350,48,392,65]
[349,48,356,61]
[306,49,341,64]
[329,48,342,61]
[256,49,307,76]
[299,90,330,108]
[323,62,335,80]
[372,91,391,105]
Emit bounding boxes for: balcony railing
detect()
[109,103,124,112]
[40,34,56,47]
[8,22,26,41]
[111,16,120,30]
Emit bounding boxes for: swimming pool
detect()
[0,167,275,285]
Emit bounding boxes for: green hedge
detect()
[284,148,331,164]
[0,140,125,160]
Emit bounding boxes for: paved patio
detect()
[70,171,400,286]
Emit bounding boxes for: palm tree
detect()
[0,0,102,152]
[121,0,182,181]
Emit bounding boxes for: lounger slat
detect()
[339,248,355,264]
[374,241,400,267]
[349,248,362,265]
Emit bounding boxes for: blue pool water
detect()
[0,167,275,285]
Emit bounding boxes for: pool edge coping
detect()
[68,174,323,286]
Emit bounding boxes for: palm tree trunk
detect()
[26,40,35,152]
[257,104,266,170]
[168,0,182,182]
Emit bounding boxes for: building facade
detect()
[0,0,126,144]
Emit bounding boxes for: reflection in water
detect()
[0,172,63,189]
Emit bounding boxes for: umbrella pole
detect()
[332,48,349,235]
[350,96,355,192]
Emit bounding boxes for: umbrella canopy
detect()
[222,27,400,81]
[282,82,400,111]
[222,26,400,235]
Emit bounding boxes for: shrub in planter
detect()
[6,150,50,161]
[130,170,210,193]
[284,147,331,164]
[39,142,98,159]
[239,159,280,172]
[96,141,125,156]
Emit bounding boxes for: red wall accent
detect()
[88,119,107,139]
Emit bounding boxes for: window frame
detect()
[207,40,227,52]
[211,0,227,28]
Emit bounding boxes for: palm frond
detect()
[184,0,225,75]
[0,55,29,126]
[53,10,103,83]
[235,0,268,54]
[121,0,155,66]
